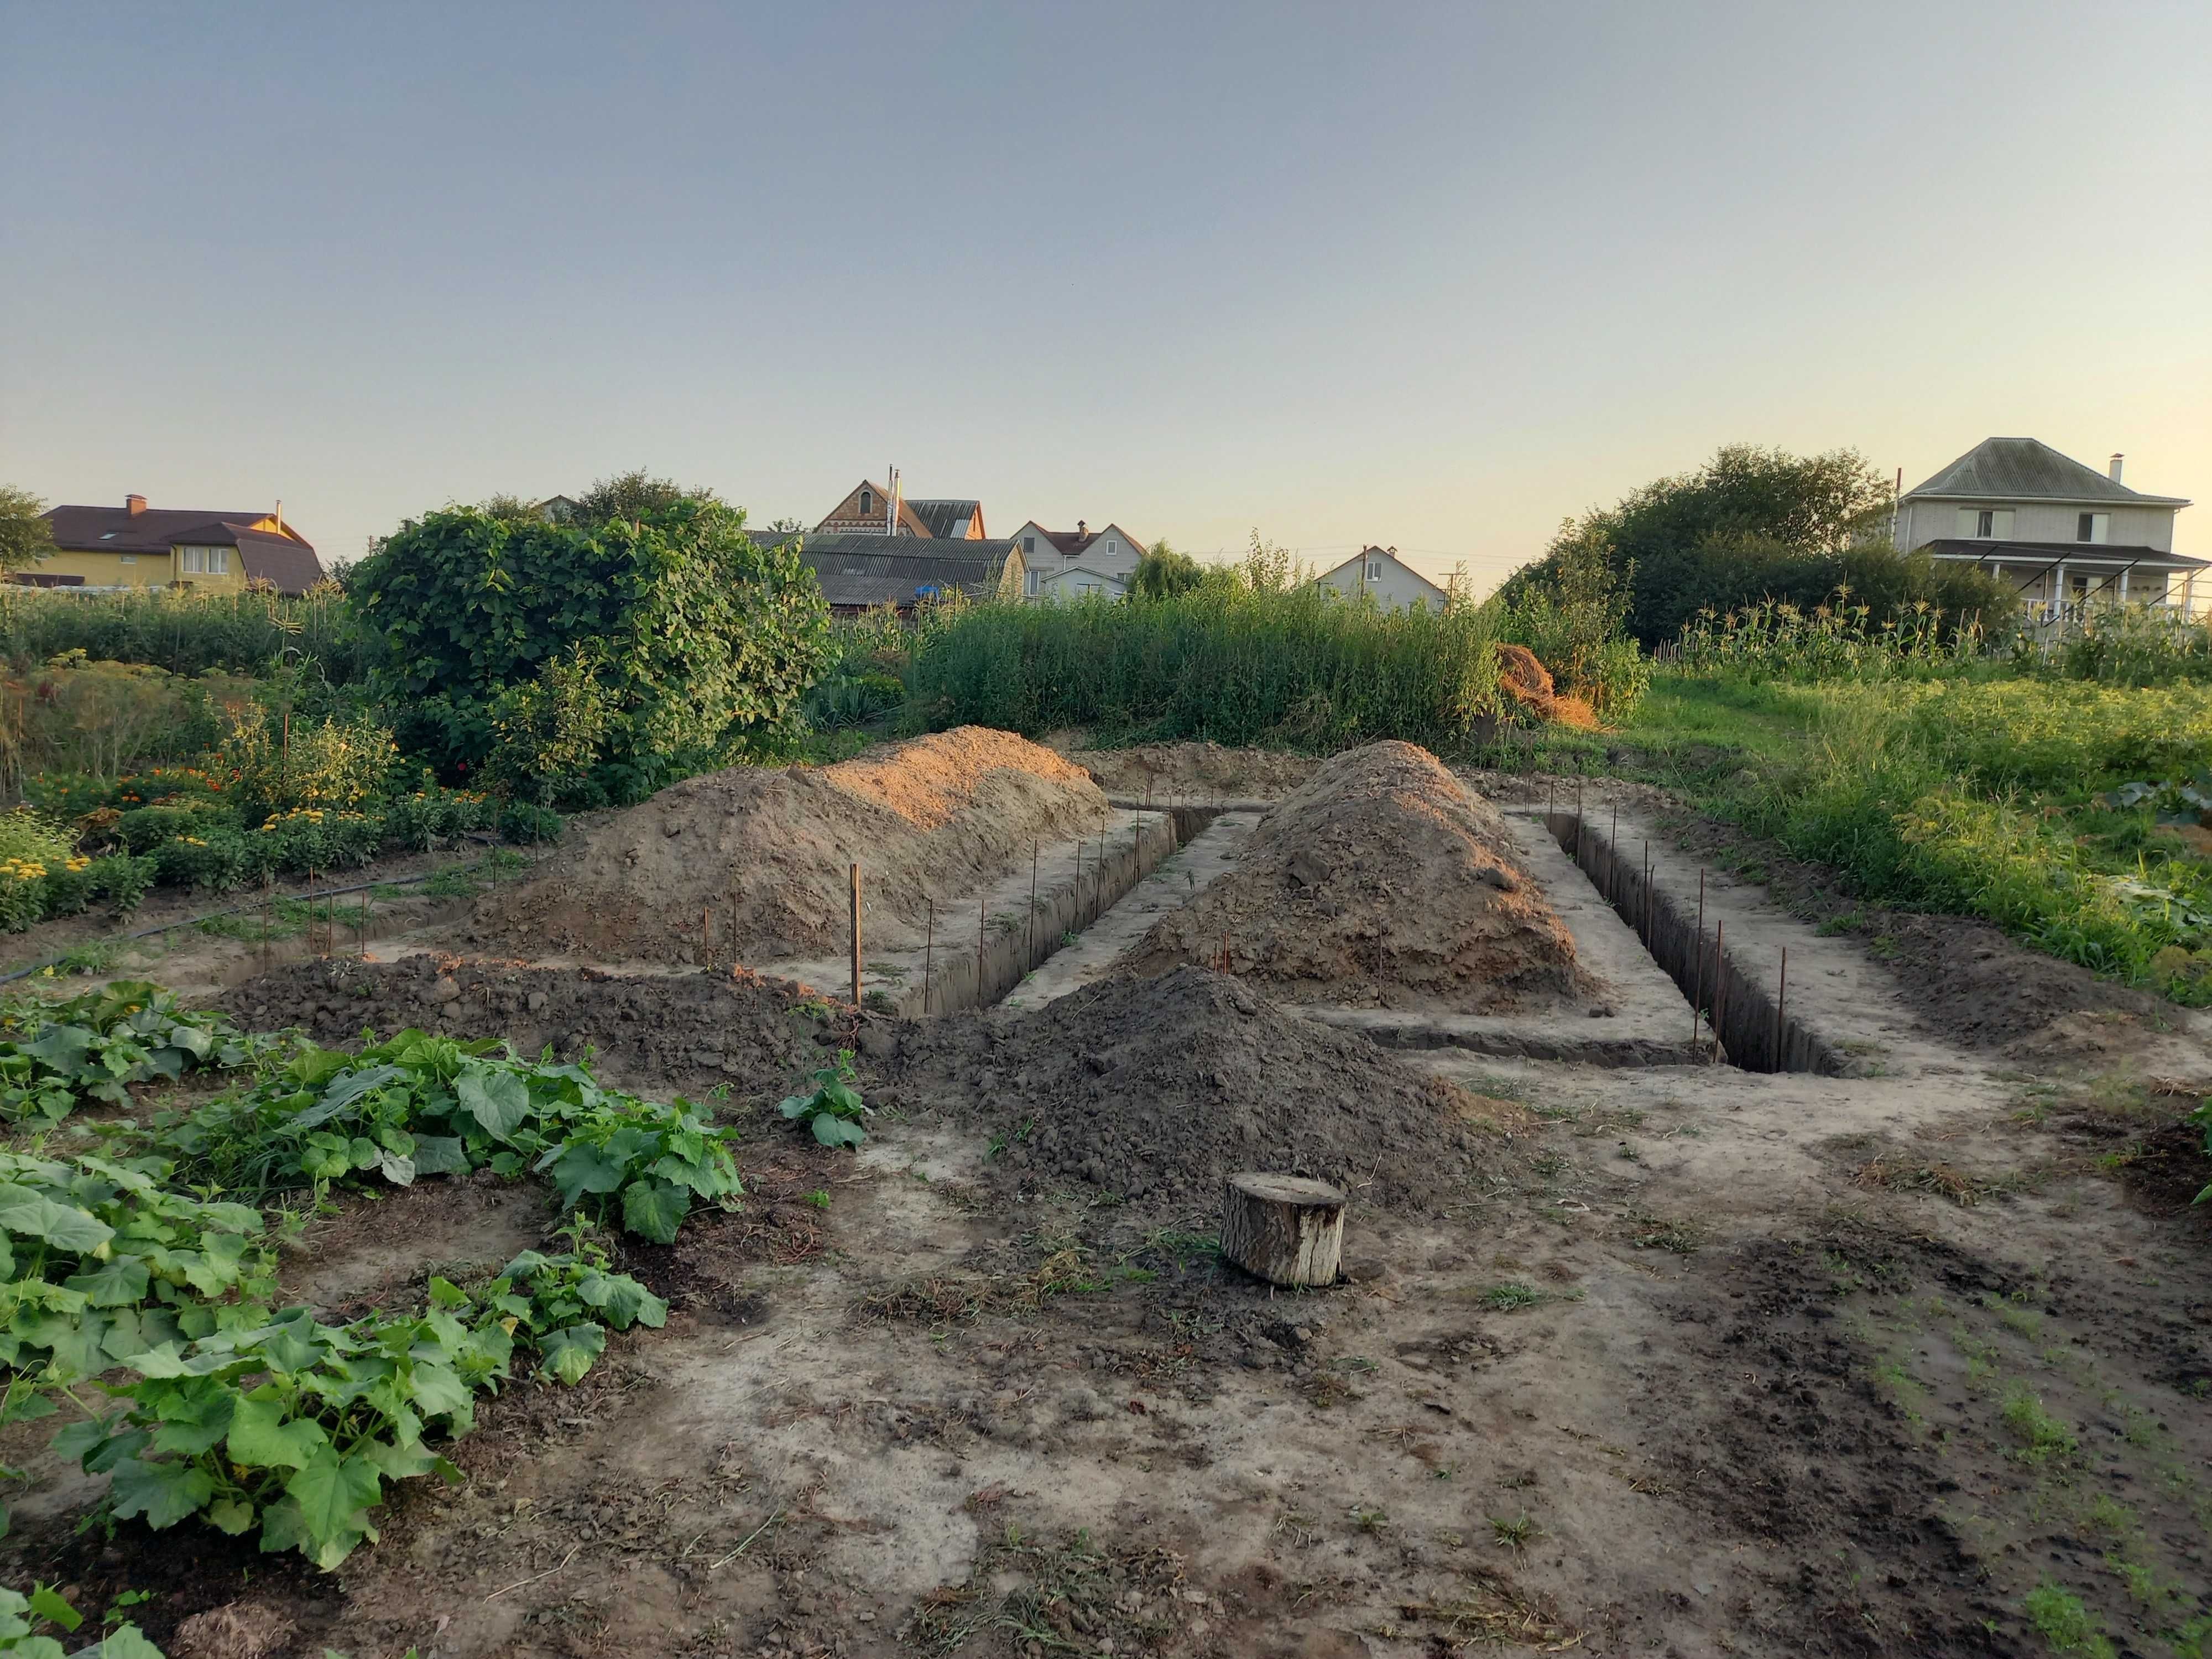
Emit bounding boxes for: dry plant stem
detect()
[848,862,861,1006]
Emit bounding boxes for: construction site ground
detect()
[2,736,2208,1659]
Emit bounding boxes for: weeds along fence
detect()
[905,592,1506,750]
[0,587,363,681]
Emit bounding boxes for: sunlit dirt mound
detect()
[889,965,1524,1215]
[1120,739,1592,1010]
[477,727,1108,964]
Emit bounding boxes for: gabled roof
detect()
[1903,439,2189,507]
[44,502,291,554]
[817,479,936,537]
[231,526,328,593]
[1313,545,1451,603]
[907,499,984,539]
[761,533,1015,608]
[1014,521,1144,557]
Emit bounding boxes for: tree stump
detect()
[1220,1173,1345,1287]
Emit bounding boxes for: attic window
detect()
[1365,560,1382,581]
[100,531,118,539]
[1023,535,1035,555]
[859,489,874,515]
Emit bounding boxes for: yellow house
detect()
[29,494,325,596]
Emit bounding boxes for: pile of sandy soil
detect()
[475,728,1107,965]
[1119,740,1591,1010]
[888,965,1517,1218]
[1042,734,1318,801]
[220,956,833,1098]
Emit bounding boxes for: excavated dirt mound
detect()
[1043,734,1319,801]
[1120,740,1592,1010]
[477,727,1106,965]
[888,965,1519,1219]
[218,955,837,1098]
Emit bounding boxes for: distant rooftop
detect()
[1903,438,2189,507]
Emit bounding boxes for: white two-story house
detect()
[1008,520,1146,601]
[1895,437,2199,616]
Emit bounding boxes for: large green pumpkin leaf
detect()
[278,1449,383,1569]
[537,1323,607,1385]
[0,1184,114,1253]
[620,1179,688,1245]
[578,1271,668,1330]
[227,1394,328,1470]
[456,1069,530,1140]
[107,1454,215,1530]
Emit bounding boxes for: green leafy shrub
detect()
[496,800,564,847]
[0,982,269,1124]
[536,1096,744,1244]
[215,707,398,822]
[0,1146,277,1383]
[491,1228,668,1384]
[253,807,382,873]
[778,1053,872,1148]
[380,779,496,850]
[352,493,831,800]
[150,827,258,893]
[114,804,229,855]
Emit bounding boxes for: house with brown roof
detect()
[815,477,986,540]
[1005,519,1146,601]
[30,495,326,595]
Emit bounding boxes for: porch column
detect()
[2119,567,2130,604]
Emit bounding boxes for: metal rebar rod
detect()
[924,898,933,1016]
[1029,842,1039,968]
[1710,921,1725,1065]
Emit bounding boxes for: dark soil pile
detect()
[889,965,1513,1217]
[474,726,1107,966]
[1120,740,1593,1011]
[219,955,837,1099]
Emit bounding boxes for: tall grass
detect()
[905,591,1506,751]
[1731,680,2212,997]
[0,587,363,681]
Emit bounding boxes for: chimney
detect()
[126,493,147,517]
[1077,519,1087,536]
[2109,453,2125,484]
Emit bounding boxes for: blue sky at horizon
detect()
[4,2,2207,586]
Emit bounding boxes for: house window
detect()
[1025,570,1039,596]
[1023,535,1035,555]
[118,555,137,565]
[1365,560,1381,581]
[859,489,873,515]
[1959,508,2015,539]
[179,546,229,575]
[1105,540,1117,556]
[2077,512,2110,544]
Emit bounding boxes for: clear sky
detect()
[4,2,2207,587]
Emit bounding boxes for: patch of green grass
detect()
[1477,1283,1548,1312]
[2022,1580,2114,1657]
[2001,1385,2078,1464]
[1488,1514,1538,1550]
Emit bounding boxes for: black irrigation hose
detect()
[0,850,520,985]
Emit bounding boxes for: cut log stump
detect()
[1220,1173,1345,1287]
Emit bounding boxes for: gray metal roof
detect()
[905,499,981,539]
[763,532,1015,608]
[1903,438,2189,505]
